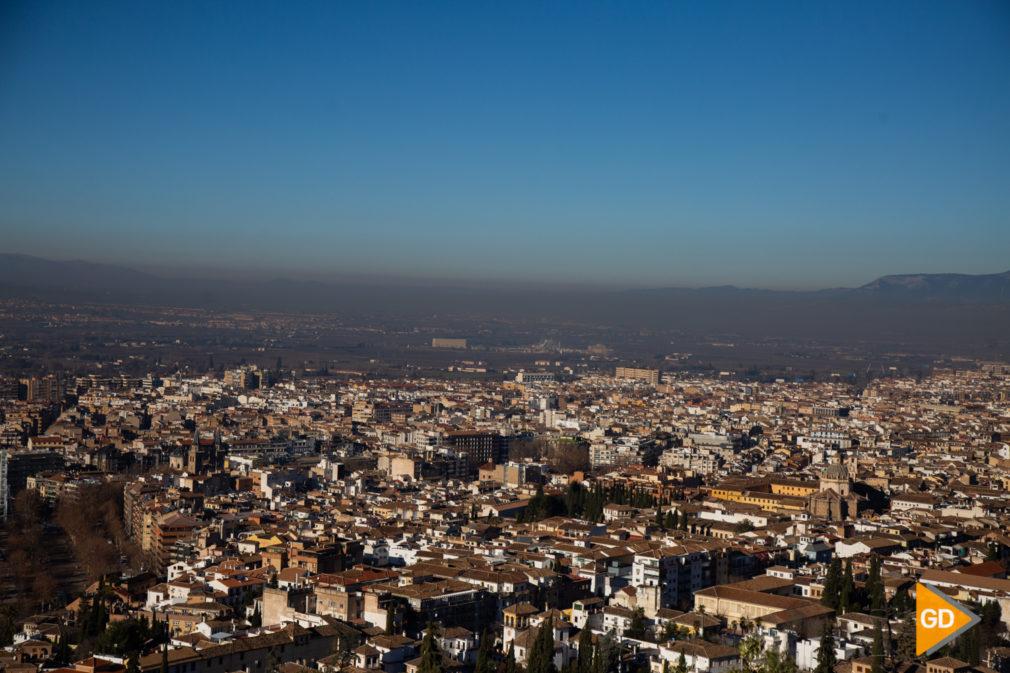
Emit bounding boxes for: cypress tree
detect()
[505,645,518,673]
[125,650,140,673]
[578,629,593,673]
[160,645,168,673]
[55,636,72,665]
[626,610,646,640]
[475,629,491,673]
[867,556,885,616]
[593,632,616,673]
[871,622,885,673]
[957,626,980,666]
[821,558,842,611]
[250,606,262,628]
[895,616,915,663]
[530,617,557,673]
[815,623,837,673]
[419,623,445,673]
[78,594,92,642]
[840,560,855,614]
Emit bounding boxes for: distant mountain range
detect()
[853,271,1010,302]
[629,271,1010,303]
[1,253,1007,305]
[1,253,1008,354]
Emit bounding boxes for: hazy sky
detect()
[1,1,1008,289]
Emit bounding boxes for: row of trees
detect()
[820,555,886,616]
[738,634,800,673]
[425,621,624,673]
[518,482,684,526]
[820,553,1008,672]
[75,579,166,657]
[563,482,659,523]
[527,617,558,673]
[1,490,60,613]
[57,482,142,580]
[508,438,591,475]
[655,507,690,532]
[579,629,620,673]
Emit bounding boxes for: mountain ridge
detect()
[1,253,1008,307]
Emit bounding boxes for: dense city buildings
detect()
[2,361,1010,673]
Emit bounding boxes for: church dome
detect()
[823,462,850,481]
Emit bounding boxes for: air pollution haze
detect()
[1,2,1008,290]
[4,3,1010,660]
[0,253,1008,359]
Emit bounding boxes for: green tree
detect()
[242,586,262,608]
[265,646,280,673]
[678,511,689,531]
[895,614,916,663]
[419,623,445,673]
[626,610,647,640]
[840,560,855,614]
[734,519,756,534]
[578,629,594,673]
[956,626,980,666]
[675,653,687,673]
[866,556,885,616]
[871,622,885,673]
[94,618,163,656]
[54,635,73,666]
[762,646,798,673]
[126,651,141,673]
[505,645,519,673]
[978,600,1004,651]
[160,645,168,673]
[77,594,92,642]
[385,605,395,635]
[815,623,837,673]
[662,623,689,642]
[740,635,764,672]
[890,585,914,617]
[529,617,558,673]
[475,629,492,673]
[0,605,18,647]
[593,632,618,673]
[821,558,842,612]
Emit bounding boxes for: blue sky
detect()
[1,1,1008,288]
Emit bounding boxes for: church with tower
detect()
[809,455,864,520]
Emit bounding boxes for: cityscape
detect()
[1,5,1009,673]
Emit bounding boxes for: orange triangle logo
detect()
[916,583,980,656]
